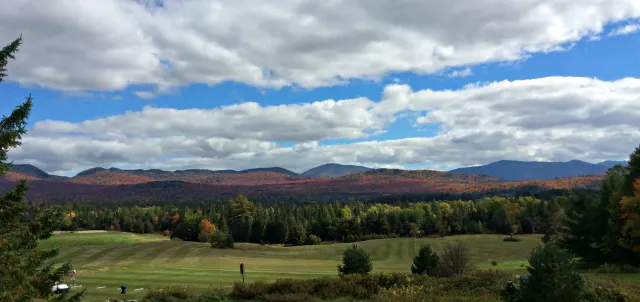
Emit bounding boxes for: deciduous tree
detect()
[198,219,216,243]
[337,244,372,276]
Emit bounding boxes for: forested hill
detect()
[449,160,625,181]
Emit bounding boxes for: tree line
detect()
[52,192,585,246]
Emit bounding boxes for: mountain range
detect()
[0,159,623,203]
[449,160,627,181]
[6,159,626,182]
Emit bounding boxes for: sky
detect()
[1,0,640,176]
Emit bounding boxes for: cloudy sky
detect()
[2,0,640,176]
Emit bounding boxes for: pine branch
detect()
[0,35,22,82]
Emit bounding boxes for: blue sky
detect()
[1,1,640,176]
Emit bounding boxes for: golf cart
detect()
[52,281,70,294]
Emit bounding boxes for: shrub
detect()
[192,288,231,301]
[210,231,228,249]
[437,241,473,277]
[225,233,235,249]
[583,277,639,302]
[492,260,498,266]
[519,243,585,302]
[304,234,321,245]
[337,244,373,276]
[411,244,439,276]
[592,263,640,274]
[143,286,195,301]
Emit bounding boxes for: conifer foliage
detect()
[0,36,83,301]
[411,244,439,276]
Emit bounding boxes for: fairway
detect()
[42,232,543,300]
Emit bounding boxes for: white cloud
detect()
[608,23,640,36]
[1,0,640,91]
[8,76,640,174]
[133,91,156,99]
[447,68,473,78]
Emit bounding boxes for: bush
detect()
[231,271,514,301]
[519,243,585,302]
[210,231,229,249]
[192,288,231,301]
[337,244,373,276]
[492,260,498,266]
[411,244,439,276]
[304,234,321,245]
[143,286,195,301]
[437,241,472,277]
[592,263,640,274]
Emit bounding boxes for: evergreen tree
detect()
[287,218,306,246]
[519,244,584,302]
[0,36,83,301]
[249,217,265,243]
[559,192,603,266]
[225,233,235,249]
[624,145,640,195]
[264,220,287,244]
[411,244,439,276]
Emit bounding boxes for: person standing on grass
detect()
[70,270,76,286]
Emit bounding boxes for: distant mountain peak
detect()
[300,163,372,178]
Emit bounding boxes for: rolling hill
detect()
[448,159,624,181]
[300,163,372,178]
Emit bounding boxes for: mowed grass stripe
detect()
[178,243,209,267]
[81,244,143,268]
[138,241,186,266]
[51,246,85,263]
[67,245,114,264]
[148,241,196,266]
[372,240,392,261]
[116,242,168,267]
[120,241,178,267]
[405,238,418,262]
[102,243,155,265]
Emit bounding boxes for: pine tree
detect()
[0,36,83,301]
[519,244,585,302]
[411,244,439,276]
[624,145,640,195]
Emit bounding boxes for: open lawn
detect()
[39,232,639,301]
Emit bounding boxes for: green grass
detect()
[39,232,638,301]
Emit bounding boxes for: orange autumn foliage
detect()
[171,213,181,224]
[198,219,216,243]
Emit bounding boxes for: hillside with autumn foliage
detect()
[0,164,605,203]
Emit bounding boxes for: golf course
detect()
[39,231,638,301]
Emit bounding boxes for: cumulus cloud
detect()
[608,23,640,36]
[8,77,640,174]
[1,0,640,91]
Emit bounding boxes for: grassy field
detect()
[39,231,637,301]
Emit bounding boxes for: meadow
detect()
[41,231,637,301]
